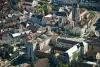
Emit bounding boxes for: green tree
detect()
[91,45,94,50]
[30,57,34,67]
[42,5,48,15]
[58,62,69,67]
[37,0,51,15]
[78,56,83,62]
[36,7,44,14]
[73,52,78,61]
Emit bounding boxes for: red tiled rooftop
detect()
[35,58,49,67]
[51,32,58,41]
[26,58,49,67]
[86,50,98,56]
[29,33,41,37]
[80,8,87,14]
[35,51,50,58]
[27,39,37,44]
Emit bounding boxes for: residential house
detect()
[12,30,31,38]
[27,27,47,39]
[44,14,53,24]
[55,7,68,27]
[51,32,59,42]
[38,38,51,53]
[24,0,39,7]
[23,0,35,7]
[40,34,48,39]
[29,14,46,26]
[49,32,58,47]
[28,32,41,40]
[45,26,53,36]
[37,27,47,34]
[10,0,19,10]
[20,15,27,23]
[2,34,13,44]
[27,24,40,33]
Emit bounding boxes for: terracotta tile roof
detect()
[35,58,49,67]
[80,9,87,14]
[86,50,98,56]
[51,32,59,41]
[8,28,15,31]
[28,33,41,39]
[27,39,37,44]
[41,27,47,33]
[35,51,50,58]
[4,22,17,28]
[26,58,49,67]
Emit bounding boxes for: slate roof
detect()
[57,38,79,45]
[53,47,68,51]
[87,38,100,47]
[24,0,33,2]
[94,18,100,26]
[27,24,40,33]
[36,14,43,20]
[55,12,67,16]
[71,61,94,67]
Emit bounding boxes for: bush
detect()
[57,62,69,67]
[73,52,78,61]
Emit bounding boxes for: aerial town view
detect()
[0,0,100,67]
